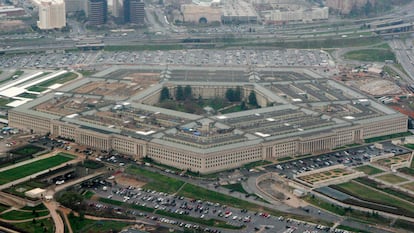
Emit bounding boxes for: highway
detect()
[389,39,414,83]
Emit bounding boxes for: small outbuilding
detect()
[25,188,46,199]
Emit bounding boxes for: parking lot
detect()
[266,141,410,179]
[89,182,332,233]
[0,49,331,69]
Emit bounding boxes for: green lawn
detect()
[334,181,414,214]
[222,183,249,194]
[17,92,38,99]
[343,49,396,62]
[0,98,12,107]
[304,195,391,225]
[337,225,371,233]
[21,203,47,211]
[13,218,54,233]
[68,215,132,233]
[354,165,384,175]
[0,209,49,220]
[125,165,185,193]
[178,183,257,210]
[27,72,78,92]
[0,154,75,185]
[243,160,272,170]
[0,70,24,85]
[27,86,47,92]
[83,190,95,199]
[10,145,44,156]
[0,204,9,213]
[376,174,408,184]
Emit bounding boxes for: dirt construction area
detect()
[114,173,146,188]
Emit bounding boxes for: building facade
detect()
[123,0,145,24]
[8,67,409,174]
[37,0,66,30]
[87,0,107,25]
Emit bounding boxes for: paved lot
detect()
[265,142,410,179]
[89,183,332,233]
[0,49,331,69]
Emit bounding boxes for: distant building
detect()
[64,0,87,13]
[87,0,107,25]
[37,0,66,30]
[112,0,122,17]
[264,7,329,24]
[222,0,258,24]
[123,0,145,24]
[0,6,25,17]
[181,4,221,24]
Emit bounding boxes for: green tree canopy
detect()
[160,87,170,101]
[248,91,258,107]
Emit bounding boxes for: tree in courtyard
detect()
[248,91,258,107]
[234,86,241,101]
[160,87,170,101]
[184,85,192,100]
[225,89,235,102]
[240,101,247,110]
[176,85,184,101]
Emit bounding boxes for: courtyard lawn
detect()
[354,165,384,175]
[0,154,75,185]
[376,174,408,184]
[125,165,185,193]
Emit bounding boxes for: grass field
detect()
[178,183,257,210]
[222,183,249,194]
[21,203,47,211]
[401,182,414,192]
[0,204,9,213]
[376,174,408,184]
[0,98,12,107]
[344,49,396,62]
[0,209,49,220]
[334,181,414,214]
[27,72,78,92]
[68,215,132,233]
[13,217,54,233]
[0,153,75,185]
[303,195,390,225]
[126,165,185,193]
[243,160,272,170]
[10,145,44,156]
[354,165,384,175]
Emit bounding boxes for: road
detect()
[389,39,414,83]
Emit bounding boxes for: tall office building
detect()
[87,0,108,25]
[112,0,122,17]
[37,0,66,30]
[64,0,87,13]
[123,0,145,24]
